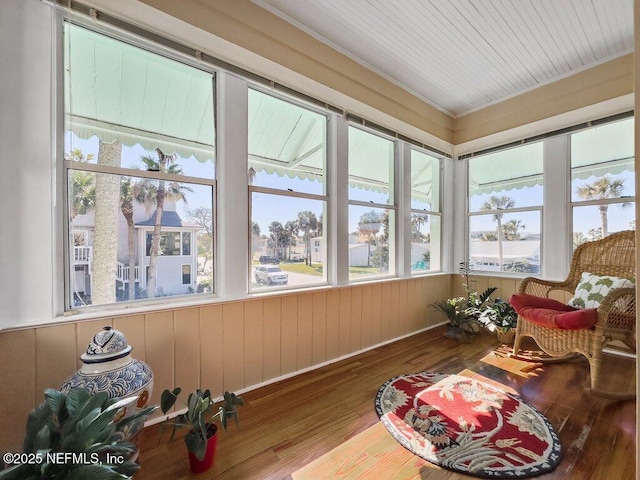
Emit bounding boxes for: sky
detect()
[66,133,635,240]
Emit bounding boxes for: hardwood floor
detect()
[135,326,636,479]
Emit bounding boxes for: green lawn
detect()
[252,261,381,277]
[348,266,381,275]
[279,263,323,276]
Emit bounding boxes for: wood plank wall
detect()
[0,274,519,453]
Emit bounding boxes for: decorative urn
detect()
[61,325,154,444]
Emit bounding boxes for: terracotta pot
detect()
[496,328,516,345]
[188,424,218,474]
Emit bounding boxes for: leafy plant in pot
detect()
[160,388,243,474]
[0,387,157,480]
[430,261,497,341]
[478,298,519,344]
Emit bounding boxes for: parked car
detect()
[259,255,280,264]
[255,266,288,285]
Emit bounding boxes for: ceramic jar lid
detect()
[63,325,153,401]
[81,325,133,364]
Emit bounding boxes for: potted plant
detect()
[430,261,497,341]
[478,298,519,344]
[0,387,157,480]
[160,388,243,474]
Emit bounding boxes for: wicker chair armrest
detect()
[518,277,572,297]
[596,287,636,332]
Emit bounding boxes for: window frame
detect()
[569,117,635,248]
[247,86,330,293]
[347,123,398,282]
[466,142,544,276]
[62,19,218,312]
[409,146,443,275]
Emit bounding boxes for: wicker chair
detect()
[511,230,636,400]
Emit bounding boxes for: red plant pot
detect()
[188,424,218,474]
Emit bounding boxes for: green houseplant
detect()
[0,387,157,480]
[478,298,519,343]
[430,262,497,340]
[160,388,243,474]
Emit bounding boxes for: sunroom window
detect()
[64,23,215,308]
[468,143,543,274]
[348,126,396,280]
[248,89,328,291]
[571,117,635,248]
[410,148,442,273]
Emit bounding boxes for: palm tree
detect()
[91,141,122,306]
[358,210,381,268]
[479,195,515,271]
[297,211,318,265]
[502,219,525,241]
[410,213,429,242]
[120,177,155,300]
[576,176,626,237]
[66,149,96,222]
[284,220,298,260]
[139,148,191,298]
[268,221,284,259]
[69,171,96,221]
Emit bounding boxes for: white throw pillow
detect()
[567,272,635,309]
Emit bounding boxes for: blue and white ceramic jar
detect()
[61,326,154,444]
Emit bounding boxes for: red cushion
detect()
[509,293,598,330]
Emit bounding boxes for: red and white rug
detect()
[375,373,562,478]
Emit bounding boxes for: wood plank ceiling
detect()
[253,0,633,117]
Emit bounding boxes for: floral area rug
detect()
[375,373,562,478]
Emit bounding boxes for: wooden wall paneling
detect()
[338,288,352,356]
[406,279,417,332]
[379,283,391,341]
[424,275,449,327]
[451,272,465,297]
[173,308,201,397]
[280,295,298,375]
[349,286,362,352]
[114,314,147,362]
[412,278,424,329]
[389,282,400,338]
[419,277,430,328]
[262,297,282,381]
[438,274,453,302]
[0,329,35,453]
[311,291,327,366]
[76,319,113,369]
[473,275,490,298]
[499,277,519,300]
[199,305,224,397]
[325,289,340,360]
[243,299,265,387]
[370,283,382,345]
[360,284,373,349]
[296,293,313,370]
[35,323,78,396]
[397,280,409,334]
[222,302,245,392]
[144,311,175,408]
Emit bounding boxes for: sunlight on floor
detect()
[291,422,435,480]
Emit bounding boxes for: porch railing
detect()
[74,246,92,263]
[117,262,140,283]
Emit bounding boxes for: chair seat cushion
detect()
[510,293,598,330]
